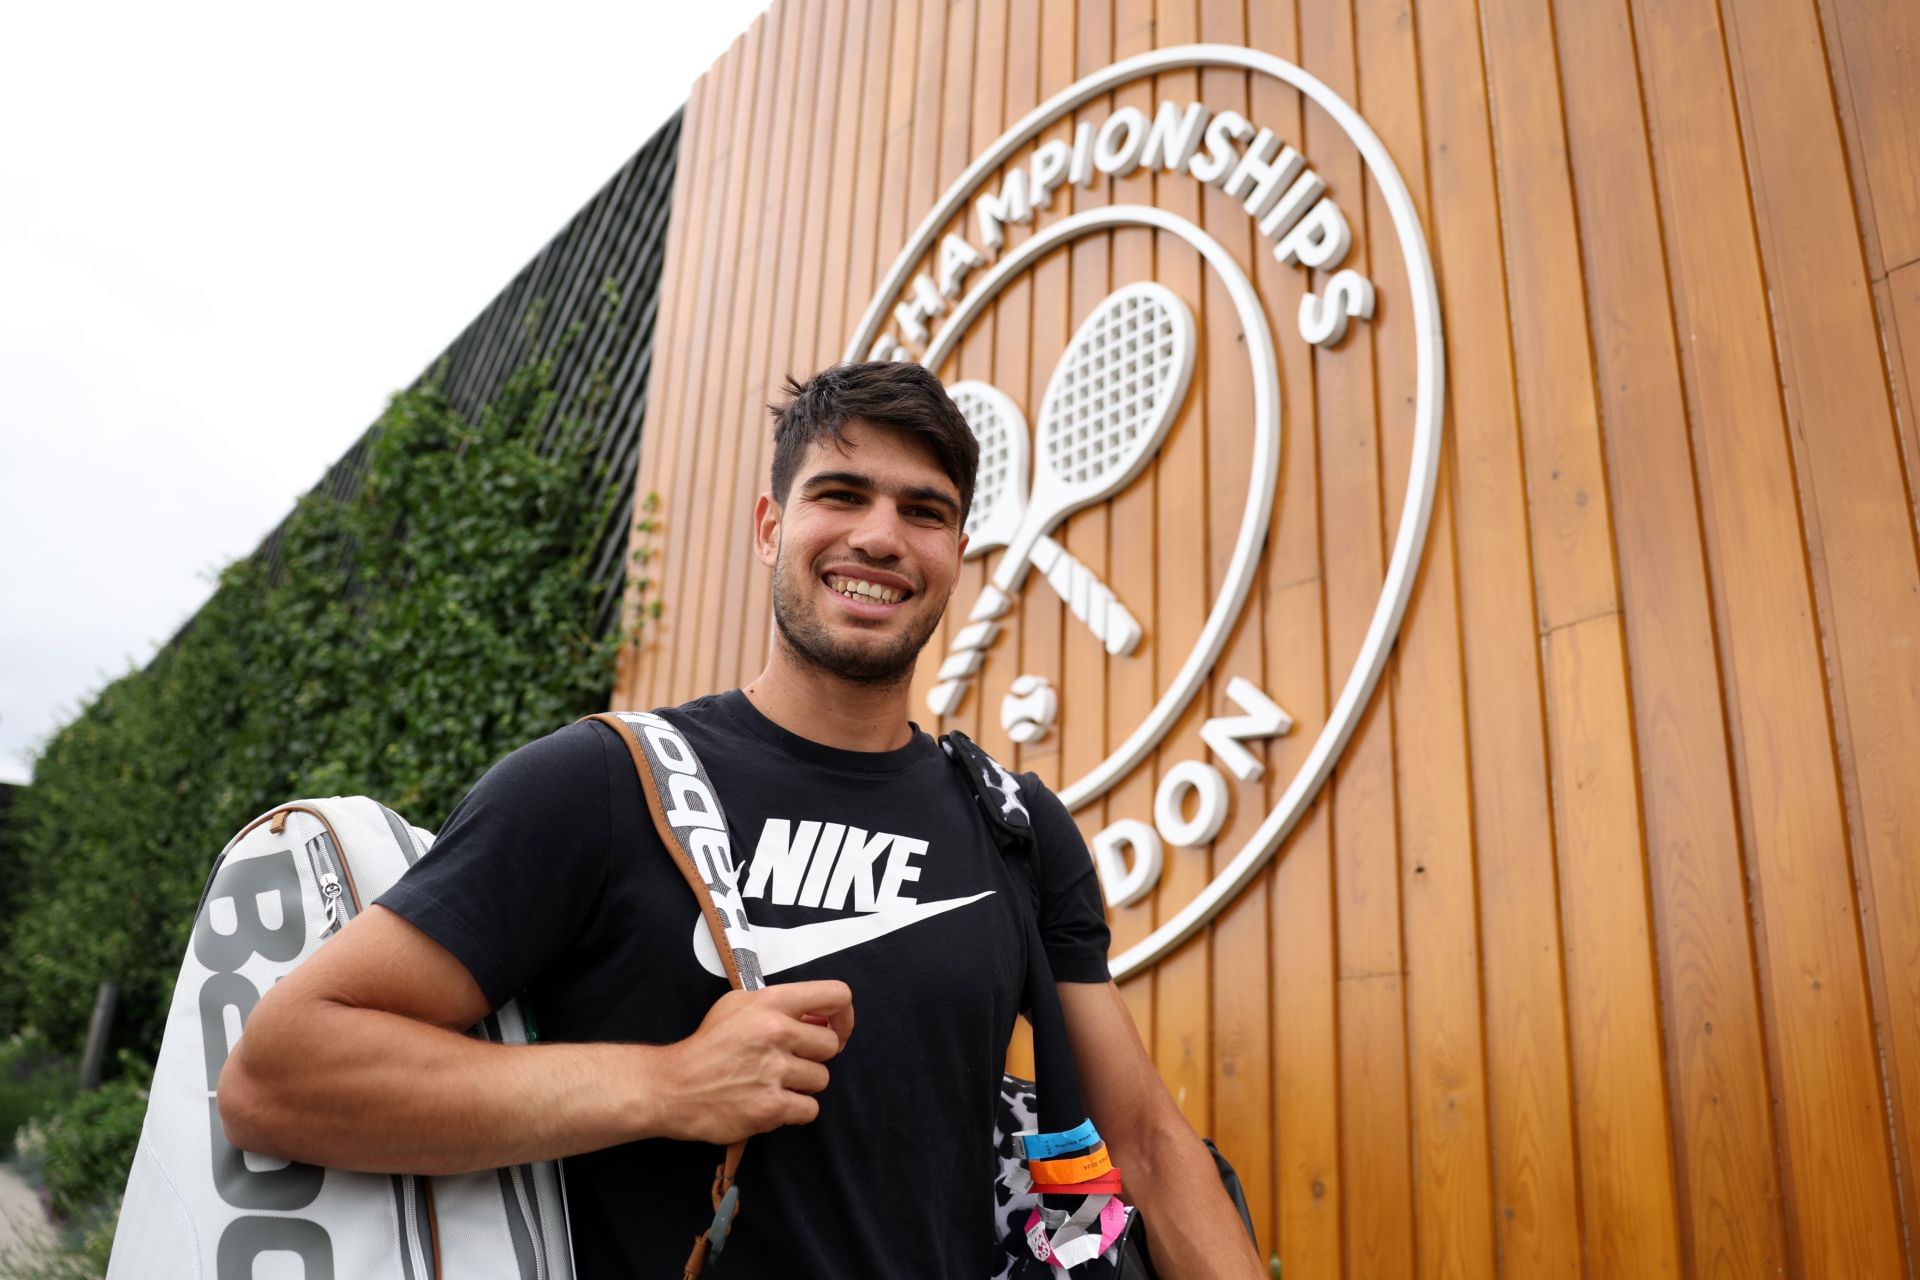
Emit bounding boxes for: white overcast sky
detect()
[0,0,772,785]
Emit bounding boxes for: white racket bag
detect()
[107,796,574,1280]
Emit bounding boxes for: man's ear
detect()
[753,492,781,567]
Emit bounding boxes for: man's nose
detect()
[845,502,908,560]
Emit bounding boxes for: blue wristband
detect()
[1018,1119,1101,1161]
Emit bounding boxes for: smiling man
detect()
[219,362,1263,1279]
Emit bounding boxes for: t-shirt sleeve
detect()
[1020,773,1113,983]
[376,720,617,1009]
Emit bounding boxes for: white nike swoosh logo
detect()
[691,892,996,978]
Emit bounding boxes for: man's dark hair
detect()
[768,362,978,522]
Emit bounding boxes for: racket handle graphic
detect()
[925,539,1143,718]
[1030,537,1143,656]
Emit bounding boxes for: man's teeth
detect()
[830,577,904,604]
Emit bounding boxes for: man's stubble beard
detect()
[770,541,947,689]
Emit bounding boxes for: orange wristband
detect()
[1028,1142,1113,1186]
[1032,1169,1123,1196]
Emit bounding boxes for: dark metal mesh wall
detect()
[249,109,682,638]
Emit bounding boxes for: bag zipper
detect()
[303,830,352,936]
[507,1162,548,1280]
[402,1173,427,1277]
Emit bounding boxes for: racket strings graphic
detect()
[948,383,1139,662]
[1048,291,1185,486]
[930,284,1196,718]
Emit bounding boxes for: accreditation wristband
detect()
[1016,1120,1101,1162]
[1048,1229,1107,1270]
[1044,1197,1128,1266]
[1026,1195,1124,1271]
[1028,1143,1113,1186]
[1030,1169,1122,1197]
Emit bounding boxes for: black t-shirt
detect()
[377,690,1111,1278]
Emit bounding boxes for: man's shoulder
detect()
[569,694,741,756]
[1008,769,1093,864]
[624,690,739,736]
[500,716,616,773]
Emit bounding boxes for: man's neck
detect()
[741,646,917,753]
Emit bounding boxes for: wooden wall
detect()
[612,0,1920,1275]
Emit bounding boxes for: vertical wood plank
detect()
[1355,1,1499,1273]
[944,0,1000,767]
[1540,614,1683,1279]
[869,0,924,338]
[938,0,987,761]
[1053,0,1110,817]
[1144,0,1215,1143]
[1240,5,1341,1273]
[660,10,777,704]
[721,0,846,690]
[810,0,880,376]
[748,0,862,687]
[1887,261,1920,529]
[1631,0,1909,1269]
[1478,0,1685,1270]
[646,28,758,707]
[1818,0,1920,274]
[1552,0,1790,1272]
[1266,586,1339,1280]
[1413,0,1585,1268]
[842,0,899,358]
[1194,0,1275,1256]
[905,0,949,225]
[1719,1,1920,1252]
[990,0,1052,1090]
[1105,0,1159,1061]
[702,0,826,697]
[1302,1,1414,1273]
[990,0,1052,790]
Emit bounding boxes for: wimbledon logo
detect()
[846,44,1445,978]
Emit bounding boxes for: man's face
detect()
[755,419,968,687]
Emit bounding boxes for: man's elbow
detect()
[215,1003,313,1162]
[216,1052,290,1160]
[1109,1091,1201,1180]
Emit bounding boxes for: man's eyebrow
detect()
[801,470,961,514]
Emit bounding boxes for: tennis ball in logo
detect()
[1001,675,1058,745]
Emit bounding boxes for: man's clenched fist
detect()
[646,980,854,1145]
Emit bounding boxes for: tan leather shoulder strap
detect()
[587,711,749,988]
[583,711,751,1276]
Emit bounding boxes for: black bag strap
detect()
[940,731,1090,1140]
[947,732,1261,1272]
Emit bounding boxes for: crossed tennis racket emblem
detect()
[928,282,1198,717]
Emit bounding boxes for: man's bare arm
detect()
[218,905,852,1176]
[1058,980,1265,1280]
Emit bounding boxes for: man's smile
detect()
[820,568,916,617]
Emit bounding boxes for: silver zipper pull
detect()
[320,875,344,932]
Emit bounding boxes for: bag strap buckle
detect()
[705,1179,742,1255]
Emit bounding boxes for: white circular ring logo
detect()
[850,44,1445,977]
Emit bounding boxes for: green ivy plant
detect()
[0,342,640,1062]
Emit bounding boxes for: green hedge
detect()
[14,1054,151,1223]
[0,345,640,1064]
[0,1029,75,1160]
